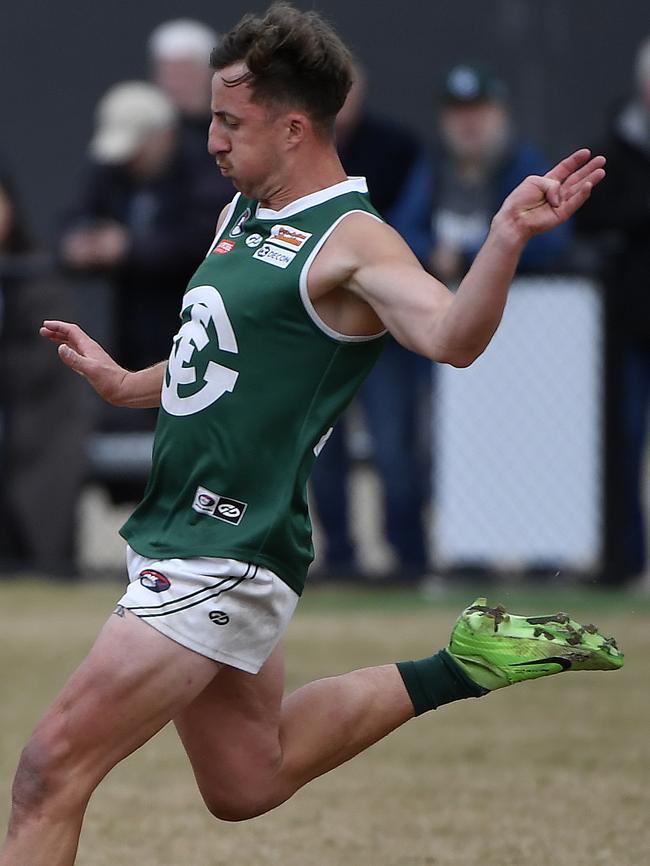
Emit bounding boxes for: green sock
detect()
[397,649,490,716]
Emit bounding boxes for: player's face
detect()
[208,64,292,200]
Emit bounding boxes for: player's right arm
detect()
[40,321,165,408]
[41,204,235,407]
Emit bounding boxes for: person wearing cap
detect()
[60,81,224,381]
[310,64,431,583]
[577,36,650,588]
[395,64,570,286]
[148,19,234,219]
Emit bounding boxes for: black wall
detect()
[1,0,647,239]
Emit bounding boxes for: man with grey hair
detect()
[149,19,218,132]
[578,35,650,587]
[149,19,234,213]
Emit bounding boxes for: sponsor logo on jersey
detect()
[192,485,248,525]
[268,224,312,251]
[213,239,236,255]
[245,233,264,248]
[139,569,172,593]
[209,610,230,625]
[252,243,296,269]
[229,207,251,237]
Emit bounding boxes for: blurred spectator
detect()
[0,169,90,576]
[148,19,234,216]
[310,67,431,583]
[61,81,221,382]
[577,37,650,586]
[396,64,570,285]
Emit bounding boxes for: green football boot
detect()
[446,597,624,691]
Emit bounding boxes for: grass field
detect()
[0,580,648,866]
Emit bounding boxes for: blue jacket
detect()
[390,139,571,271]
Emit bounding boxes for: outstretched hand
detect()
[498,148,606,240]
[40,320,128,404]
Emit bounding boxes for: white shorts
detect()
[118,546,299,674]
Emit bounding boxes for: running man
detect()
[1,5,622,864]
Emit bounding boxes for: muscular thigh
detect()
[174,643,286,802]
[33,610,220,786]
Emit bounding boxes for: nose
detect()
[208,119,230,156]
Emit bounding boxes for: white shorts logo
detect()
[252,243,296,269]
[161,285,239,417]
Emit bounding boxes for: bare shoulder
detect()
[330,211,413,260]
[310,211,417,295]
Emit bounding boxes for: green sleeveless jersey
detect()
[120,177,387,595]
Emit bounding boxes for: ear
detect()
[284,112,310,149]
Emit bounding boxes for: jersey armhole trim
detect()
[204,193,242,256]
[298,209,388,344]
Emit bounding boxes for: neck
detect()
[258,146,347,210]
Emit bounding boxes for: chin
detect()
[233,179,259,199]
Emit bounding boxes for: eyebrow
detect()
[211,109,241,122]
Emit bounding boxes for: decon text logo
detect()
[252,243,296,269]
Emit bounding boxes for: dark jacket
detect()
[577,100,650,338]
[337,113,422,219]
[0,255,91,571]
[62,141,234,370]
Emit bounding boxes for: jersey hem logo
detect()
[192,485,248,526]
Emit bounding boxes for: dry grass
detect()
[0,580,648,866]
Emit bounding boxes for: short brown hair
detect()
[210,2,354,135]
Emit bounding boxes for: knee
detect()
[204,789,280,823]
[11,723,90,822]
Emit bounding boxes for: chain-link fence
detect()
[430,275,604,576]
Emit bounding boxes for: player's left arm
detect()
[348,149,605,367]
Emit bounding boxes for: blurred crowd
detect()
[1,19,650,590]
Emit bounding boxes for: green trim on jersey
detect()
[120,178,388,595]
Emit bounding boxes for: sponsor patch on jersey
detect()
[213,239,236,255]
[245,233,264,248]
[252,243,296,269]
[229,207,251,238]
[139,569,171,593]
[268,224,313,251]
[192,486,248,526]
